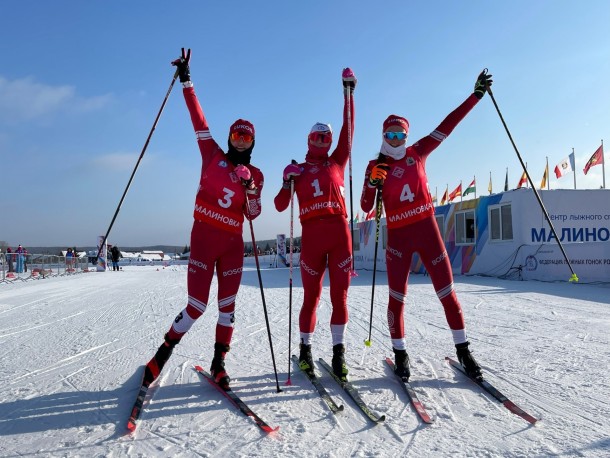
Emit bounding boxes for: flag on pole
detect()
[366,208,376,220]
[504,169,509,191]
[448,183,462,202]
[440,186,448,205]
[540,163,548,189]
[583,144,604,175]
[554,153,575,178]
[517,171,527,188]
[463,178,476,196]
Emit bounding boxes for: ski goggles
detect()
[230,132,254,143]
[384,132,408,140]
[308,132,332,143]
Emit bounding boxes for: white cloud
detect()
[0,76,112,121]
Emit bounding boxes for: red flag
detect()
[448,183,462,202]
[583,145,604,175]
[517,171,527,188]
[366,208,376,220]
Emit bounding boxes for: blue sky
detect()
[2,1,609,247]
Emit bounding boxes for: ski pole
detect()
[365,185,384,346]
[246,194,282,392]
[97,66,180,261]
[483,69,578,282]
[345,76,357,277]
[285,173,296,385]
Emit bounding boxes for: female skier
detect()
[360,70,493,381]
[143,49,264,390]
[274,68,356,381]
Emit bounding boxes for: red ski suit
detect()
[166,84,264,346]
[274,91,354,345]
[361,93,479,349]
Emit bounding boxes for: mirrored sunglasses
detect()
[308,132,332,143]
[384,132,407,140]
[230,132,254,143]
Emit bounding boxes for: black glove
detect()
[474,69,492,99]
[171,48,191,83]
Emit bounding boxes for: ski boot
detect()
[210,342,231,390]
[143,333,180,387]
[299,343,314,376]
[332,344,349,382]
[393,348,411,381]
[456,341,483,380]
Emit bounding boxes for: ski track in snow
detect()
[0,262,609,457]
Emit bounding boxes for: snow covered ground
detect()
[1,260,609,457]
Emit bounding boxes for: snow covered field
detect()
[1,261,609,457]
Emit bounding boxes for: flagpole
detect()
[474,175,477,199]
[546,156,550,190]
[460,180,463,202]
[489,171,492,195]
[602,139,606,189]
[572,147,576,190]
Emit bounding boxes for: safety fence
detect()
[1,254,90,283]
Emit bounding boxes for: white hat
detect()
[310,122,333,134]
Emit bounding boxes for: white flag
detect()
[554,152,575,178]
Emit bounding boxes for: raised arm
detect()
[413,71,493,159]
[172,48,222,169]
[330,68,356,167]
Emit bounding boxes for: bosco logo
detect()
[223,267,243,277]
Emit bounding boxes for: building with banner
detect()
[354,189,610,283]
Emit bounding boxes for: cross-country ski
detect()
[291,355,344,414]
[194,366,279,433]
[385,357,434,424]
[446,357,539,425]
